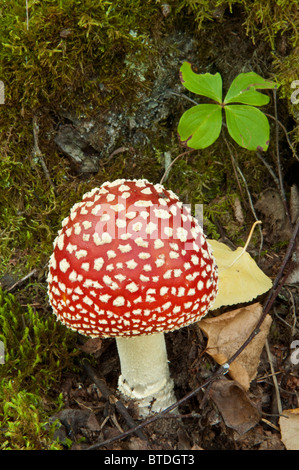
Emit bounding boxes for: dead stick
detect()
[32,116,56,192]
[7,269,38,293]
[159,149,195,185]
[82,359,147,441]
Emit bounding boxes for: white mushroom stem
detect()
[116,333,177,417]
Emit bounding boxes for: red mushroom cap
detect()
[47,179,218,337]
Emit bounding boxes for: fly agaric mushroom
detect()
[47,179,218,416]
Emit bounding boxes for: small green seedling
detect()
[178,62,277,151]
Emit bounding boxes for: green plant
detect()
[178,62,277,151]
[0,287,78,449]
[0,381,63,450]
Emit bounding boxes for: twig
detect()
[168,91,200,106]
[159,149,195,185]
[272,88,291,223]
[261,418,280,432]
[265,339,283,415]
[265,113,298,162]
[226,216,299,369]
[82,359,147,442]
[32,115,56,193]
[222,132,246,204]
[273,89,286,204]
[6,269,38,292]
[86,367,226,450]
[25,0,29,30]
[256,151,280,190]
[285,287,297,336]
[228,220,262,268]
[236,163,264,257]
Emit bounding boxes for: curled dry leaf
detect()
[79,337,102,355]
[279,408,299,450]
[198,303,272,390]
[209,377,261,435]
[233,196,244,225]
[208,239,272,310]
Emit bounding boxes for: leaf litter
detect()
[279,409,299,450]
[198,303,272,390]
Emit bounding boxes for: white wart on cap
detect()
[47,178,218,338]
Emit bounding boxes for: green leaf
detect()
[178,104,222,149]
[180,62,222,103]
[225,105,270,151]
[224,72,277,106]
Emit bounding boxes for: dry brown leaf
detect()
[208,239,272,310]
[209,377,261,435]
[279,408,299,450]
[233,196,244,225]
[79,337,102,355]
[198,303,272,390]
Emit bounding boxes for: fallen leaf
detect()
[51,408,101,440]
[233,196,244,225]
[79,337,102,355]
[208,239,272,310]
[128,437,150,451]
[279,408,299,450]
[198,303,272,390]
[209,377,261,435]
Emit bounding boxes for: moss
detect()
[1,382,63,450]
[272,47,299,144]
[1,0,297,277]
[0,0,164,277]
[174,0,298,50]
[1,0,161,111]
[0,287,77,449]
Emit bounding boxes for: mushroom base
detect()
[116,333,177,417]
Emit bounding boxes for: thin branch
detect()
[265,339,283,415]
[236,164,264,257]
[32,116,56,193]
[25,0,29,30]
[82,359,148,442]
[223,135,263,256]
[6,269,38,293]
[256,151,280,190]
[159,149,195,185]
[272,89,291,223]
[168,91,200,106]
[273,89,286,202]
[265,112,298,162]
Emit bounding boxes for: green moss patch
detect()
[0,287,77,449]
